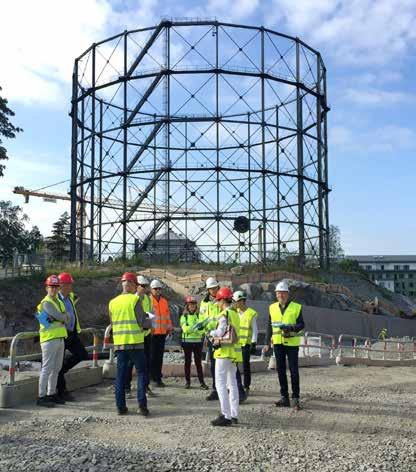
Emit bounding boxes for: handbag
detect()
[213,311,237,346]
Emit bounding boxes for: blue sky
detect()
[1,0,415,255]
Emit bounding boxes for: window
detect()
[404,265,410,271]
[410,274,413,279]
[394,274,398,280]
[366,265,372,270]
[402,282,406,289]
[399,274,404,279]
[409,282,414,288]
[394,265,400,270]
[381,265,384,270]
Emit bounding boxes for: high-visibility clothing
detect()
[200,298,221,332]
[151,295,172,335]
[239,307,258,346]
[37,296,68,344]
[109,293,144,346]
[180,312,205,343]
[213,308,242,363]
[269,301,302,347]
[69,292,81,334]
[140,293,152,337]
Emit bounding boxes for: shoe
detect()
[59,391,76,402]
[211,414,232,427]
[126,389,133,399]
[206,390,219,401]
[47,394,66,405]
[231,417,238,424]
[146,387,156,397]
[292,398,301,411]
[274,397,290,407]
[200,383,209,390]
[155,381,166,388]
[117,406,128,415]
[138,406,150,417]
[36,396,55,408]
[185,382,191,389]
[244,387,250,396]
[239,391,247,404]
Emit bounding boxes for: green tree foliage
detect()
[0,86,23,177]
[0,200,42,266]
[46,212,70,261]
[328,225,344,259]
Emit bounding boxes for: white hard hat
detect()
[206,277,219,289]
[232,290,247,302]
[150,279,163,289]
[137,275,150,285]
[275,280,289,292]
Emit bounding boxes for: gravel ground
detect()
[1,365,415,472]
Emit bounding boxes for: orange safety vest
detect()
[152,295,172,335]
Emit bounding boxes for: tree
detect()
[328,225,344,259]
[0,86,23,177]
[46,212,70,261]
[0,200,42,266]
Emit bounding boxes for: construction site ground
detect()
[1,365,415,472]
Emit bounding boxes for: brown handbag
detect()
[213,312,238,346]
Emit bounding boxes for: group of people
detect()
[36,271,305,426]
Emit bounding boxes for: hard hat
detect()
[215,287,233,301]
[150,279,163,289]
[58,272,74,284]
[184,295,197,304]
[121,272,138,284]
[206,277,219,289]
[232,290,247,302]
[137,275,150,285]
[45,275,60,286]
[275,280,289,292]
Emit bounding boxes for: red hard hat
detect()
[121,272,138,283]
[58,272,74,284]
[215,287,233,301]
[45,275,60,286]
[184,295,197,304]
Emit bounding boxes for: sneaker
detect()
[36,396,55,408]
[231,417,238,424]
[138,406,150,417]
[47,394,66,405]
[239,391,247,404]
[117,406,128,415]
[206,390,219,401]
[274,397,290,407]
[292,398,301,411]
[125,389,133,399]
[146,387,156,397]
[200,382,209,390]
[185,382,191,389]
[211,414,232,427]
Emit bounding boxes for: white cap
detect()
[137,275,150,285]
[232,290,247,302]
[150,279,163,289]
[206,277,219,289]
[275,280,289,292]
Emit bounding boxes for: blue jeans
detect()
[116,349,147,409]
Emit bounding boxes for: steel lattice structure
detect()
[70,19,330,266]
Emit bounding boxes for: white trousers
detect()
[215,358,239,420]
[39,338,65,397]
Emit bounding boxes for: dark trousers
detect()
[150,334,166,383]
[116,349,147,409]
[125,334,152,391]
[182,342,204,383]
[273,345,300,399]
[57,332,88,395]
[207,340,216,390]
[236,344,252,389]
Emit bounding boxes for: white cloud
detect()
[344,87,416,106]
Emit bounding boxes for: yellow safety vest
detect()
[213,308,242,363]
[37,295,68,344]
[200,297,221,332]
[140,293,152,337]
[269,301,302,347]
[180,312,205,343]
[238,306,257,346]
[69,292,81,334]
[109,293,144,346]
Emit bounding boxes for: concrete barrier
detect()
[0,364,103,408]
[335,356,416,367]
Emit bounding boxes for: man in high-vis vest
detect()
[36,275,70,407]
[265,280,305,411]
[150,279,172,387]
[109,272,150,416]
[233,290,258,395]
[200,277,221,401]
[56,272,88,401]
[209,287,241,426]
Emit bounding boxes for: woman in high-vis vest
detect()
[150,279,172,387]
[264,280,305,411]
[209,287,241,427]
[180,296,209,390]
[233,290,258,395]
[36,275,70,408]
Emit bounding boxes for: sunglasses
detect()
[153,287,162,290]
[138,284,149,288]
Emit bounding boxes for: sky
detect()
[1,0,415,255]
